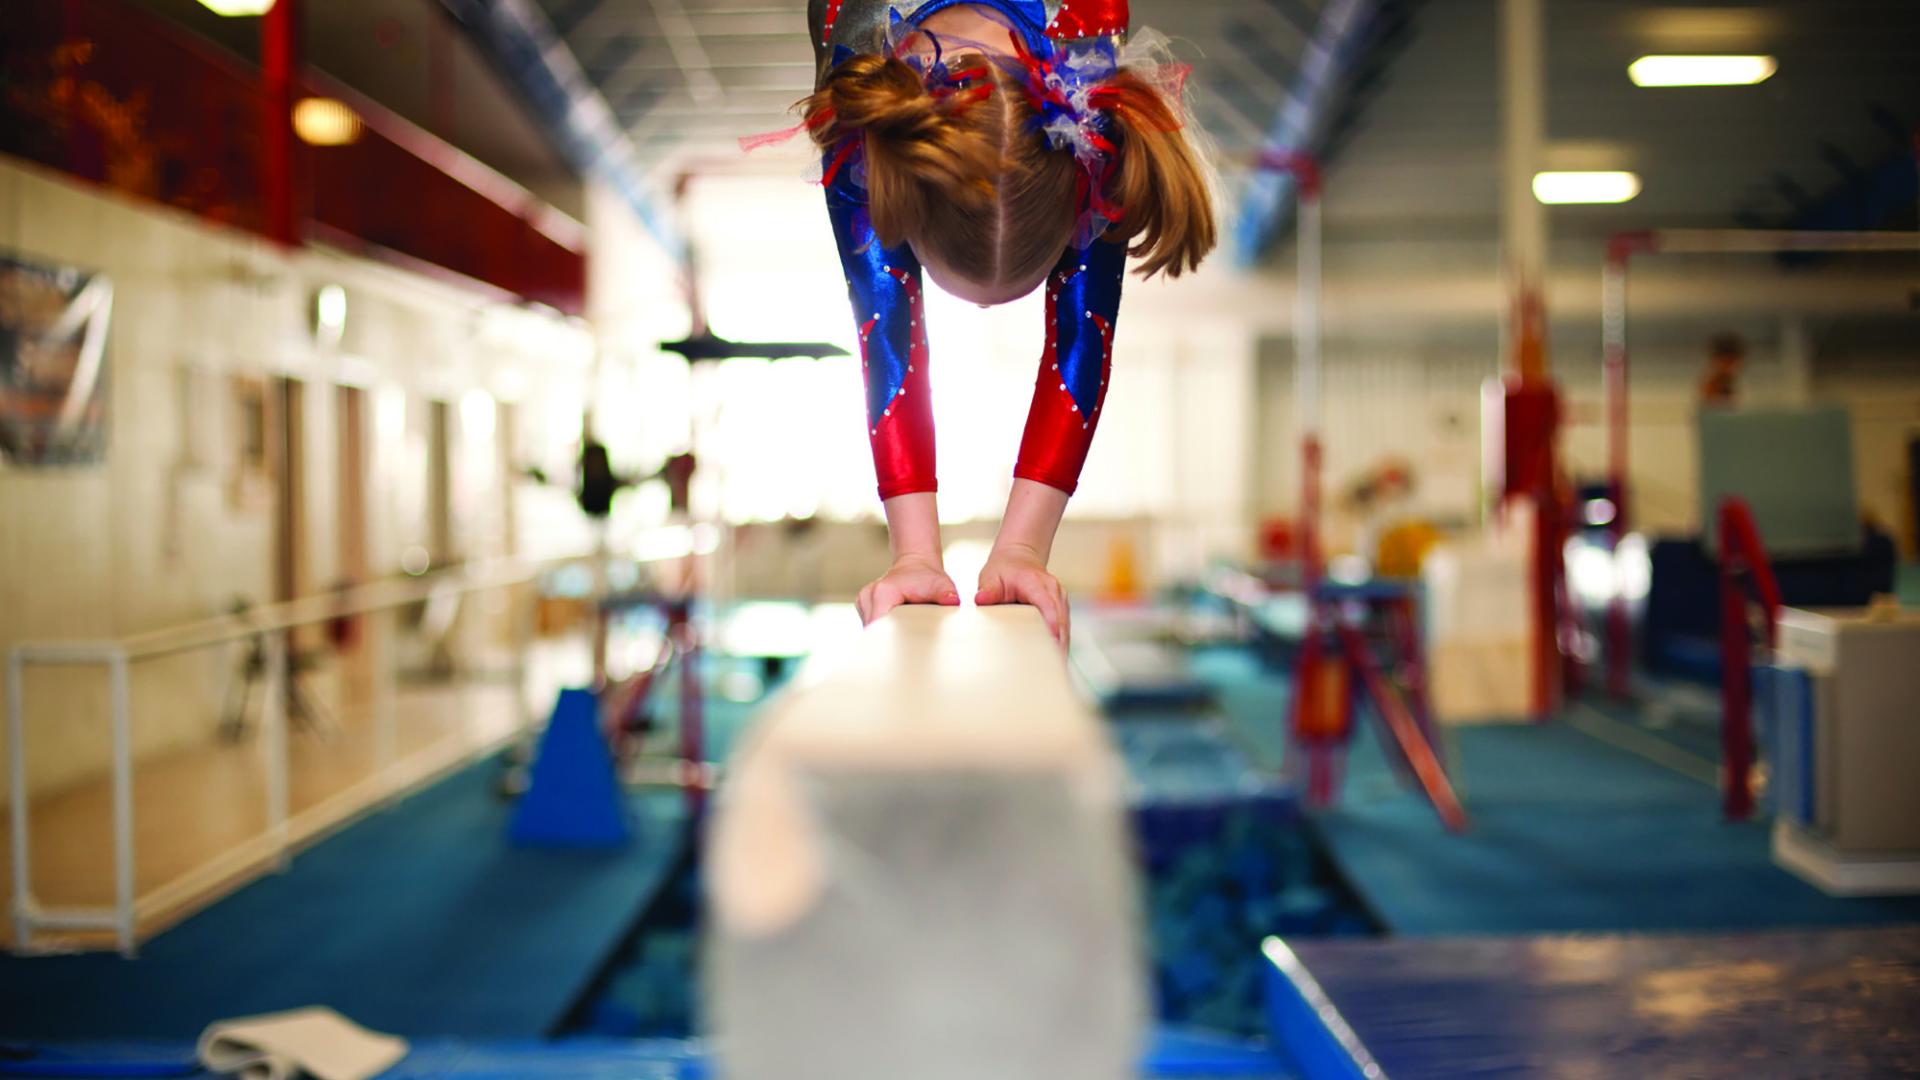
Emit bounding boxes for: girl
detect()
[800,0,1215,644]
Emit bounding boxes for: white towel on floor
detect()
[197,1006,407,1080]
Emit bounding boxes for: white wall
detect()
[0,157,602,803]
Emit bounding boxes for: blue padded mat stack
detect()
[1115,717,1375,1034]
[1290,926,1920,1079]
[569,857,700,1040]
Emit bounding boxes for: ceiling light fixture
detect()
[195,0,277,15]
[293,98,363,147]
[1628,55,1777,87]
[1532,171,1642,205]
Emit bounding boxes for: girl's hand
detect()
[974,542,1069,648]
[856,553,961,625]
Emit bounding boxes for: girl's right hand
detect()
[855,553,961,625]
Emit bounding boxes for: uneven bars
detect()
[1598,228,1920,696]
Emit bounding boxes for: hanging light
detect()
[195,0,277,15]
[1532,171,1642,205]
[1628,55,1777,87]
[293,97,363,147]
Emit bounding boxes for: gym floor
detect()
[5,603,1916,1075]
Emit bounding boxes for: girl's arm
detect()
[974,238,1127,648]
[823,152,955,622]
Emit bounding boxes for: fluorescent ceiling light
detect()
[293,98,363,147]
[1532,171,1642,205]
[196,0,276,14]
[1628,55,1777,87]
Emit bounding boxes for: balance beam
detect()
[706,606,1145,1080]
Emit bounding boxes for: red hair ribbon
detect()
[1044,0,1129,40]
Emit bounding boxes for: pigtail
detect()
[802,54,1001,248]
[1097,70,1216,279]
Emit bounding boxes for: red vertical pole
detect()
[260,0,301,247]
[1718,564,1755,820]
[1300,435,1323,587]
[673,601,705,815]
[61,0,83,176]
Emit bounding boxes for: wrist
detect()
[881,491,943,564]
[988,538,1049,566]
[890,550,945,571]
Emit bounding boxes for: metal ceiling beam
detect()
[648,0,725,103]
[438,0,680,252]
[549,0,606,36]
[1231,0,1376,264]
[584,33,649,78]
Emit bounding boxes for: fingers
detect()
[974,577,1006,606]
[975,572,1070,649]
[867,581,905,624]
[1028,581,1067,649]
[860,572,956,626]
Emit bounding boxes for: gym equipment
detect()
[1715,497,1781,821]
[1246,151,1464,832]
[218,599,332,742]
[507,688,631,848]
[599,594,711,813]
[706,607,1143,1080]
[1598,227,1920,695]
[1768,602,1920,895]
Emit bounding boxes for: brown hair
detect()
[802,52,1214,285]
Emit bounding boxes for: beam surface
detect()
[707,606,1145,1080]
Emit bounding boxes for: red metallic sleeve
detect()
[1013,238,1125,494]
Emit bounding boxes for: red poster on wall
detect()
[0,252,114,465]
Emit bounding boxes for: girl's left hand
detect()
[974,543,1070,649]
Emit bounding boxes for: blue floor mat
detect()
[1185,637,1920,936]
[0,1028,1293,1080]
[1314,718,1920,935]
[1291,926,1920,1079]
[0,763,688,1041]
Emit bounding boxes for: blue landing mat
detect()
[1313,719,1920,935]
[0,763,688,1041]
[1290,926,1920,1078]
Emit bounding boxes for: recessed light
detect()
[195,0,276,15]
[1628,55,1777,87]
[1532,171,1642,205]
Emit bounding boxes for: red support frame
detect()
[260,0,302,248]
[1716,496,1781,821]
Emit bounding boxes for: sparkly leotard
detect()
[808,0,1130,499]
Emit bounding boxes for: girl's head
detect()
[801,27,1215,305]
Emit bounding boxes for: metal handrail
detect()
[18,554,558,664]
[7,551,597,955]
